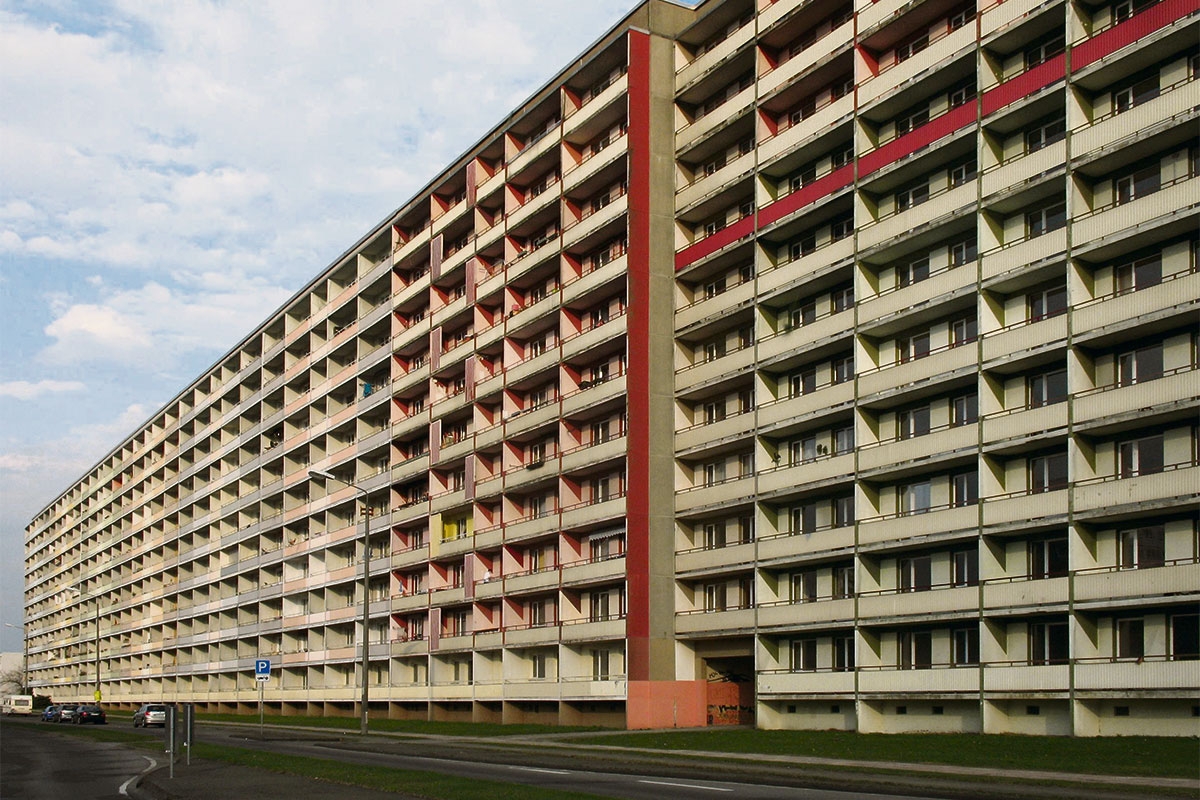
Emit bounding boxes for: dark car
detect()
[41,705,60,722]
[74,705,107,724]
[57,703,79,723]
[133,703,167,727]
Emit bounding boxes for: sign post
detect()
[255,659,271,739]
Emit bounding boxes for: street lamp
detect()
[308,468,373,736]
[66,585,101,702]
[3,623,27,694]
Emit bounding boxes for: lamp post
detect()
[308,468,372,736]
[3,623,27,694]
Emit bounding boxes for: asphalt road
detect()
[0,718,159,799]
[1,716,943,800]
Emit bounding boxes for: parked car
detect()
[57,703,79,723]
[133,703,167,727]
[74,705,107,724]
[41,705,60,722]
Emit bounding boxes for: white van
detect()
[4,695,34,715]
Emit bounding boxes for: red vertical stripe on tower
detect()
[625,29,652,678]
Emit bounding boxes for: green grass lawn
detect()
[195,711,597,737]
[560,728,1200,779]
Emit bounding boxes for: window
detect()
[834,495,855,527]
[900,480,932,515]
[589,591,611,622]
[791,503,818,534]
[704,583,727,611]
[792,638,818,671]
[950,235,977,266]
[834,634,855,671]
[899,555,932,591]
[953,627,980,666]
[1113,74,1159,113]
[952,549,978,586]
[703,337,726,362]
[737,516,754,544]
[1114,164,1160,205]
[590,420,611,444]
[951,470,978,507]
[792,571,818,603]
[899,630,933,669]
[832,285,854,313]
[1118,343,1163,386]
[1028,284,1068,322]
[703,461,725,487]
[590,476,612,503]
[898,256,930,287]
[1118,434,1164,478]
[898,330,931,363]
[831,143,854,170]
[1113,0,1154,22]
[589,533,622,561]
[1116,254,1162,294]
[591,649,610,680]
[1029,452,1068,493]
[952,392,978,426]
[833,426,854,455]
[951,316,977,347]
[1029,620,1069,664]
[738,389,754,413]
[704,522,726,550]
[789,233,817,260]
[703,401,726,425]
[791,436,817,465]
[898,405,931,440]
[949,6,975,29]
[895,105,930,136]
[1116,618,1145,660]
[1028,368,1068,408]
[1119,525,1165,569]
[1024,34,1064,69]
[1025,116,1066,153]
[949,158,977,186]
[532,653,548,679]
[790,367,817,397]
[832,355,854,385]
[895,182,930,212]
[1026,202,1066,238]
[833,564,855,599]
[1171,614,1200,660]
[895,34,929,63]
[830,214,853,242]
[789,163,818,193]
[1029,536,1069,578]
[947,83,976,109]
[789,301,817,329]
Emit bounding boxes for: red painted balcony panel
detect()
[981,55,1066,116]
[1074,0,1200,71]
[858,104,975,178]
[674,215,755,270]
[758,165,854,228]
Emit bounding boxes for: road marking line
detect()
[638,779,732,792]
[509,765,572,775]
[119,755,158,797]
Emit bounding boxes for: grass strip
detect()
[188,741,609,800]
[561,729,1200,779]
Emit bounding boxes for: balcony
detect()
[757,95,854,168]
[676,346,755,394]
[677,151,754,212]
[676,475,755,515]
[982,488,1067,529]
[857,585,978,622]
[757,597,855,629]
[677,84,755,153]
[677,21,755,93]
[858,504,978,547]
[562,193,627,251]
[859,26,976,107]
[981,663,1069,694]
[561,495,625,530]
[562,315,627,363]
[676,541,755,575]
[1075,561,1200,605]
[757,311,851,364]
[676,606,754,636]
[563,134,628,193]
[504,568,560,596]
[757,524,855,563]
[1073,272,1200,338]
[1072,79,1200,158]
[564,73,629,138]
[758,453,854,498]
[760,21,854,100]
[504,623,561,647]
[981,314,1068,366]
[560,617,625,643]
[1074,369,1200,427]
[758,670,856,696]
[1073,464,1200,516]
[983,140,1066,200]
[560,435,626,475]
[860,424,976,474]
[981,403,1068,449]
[560,555,626,587]
[982,576,1069,613]
[562,373,627,417]
[982,228,1067,283]
[757,382,855,432]
[758,237,855,297]
[858,266,976,331]
[1074,178,1198,248]
[858,183,976,253]
[508,128,560,180]
[858,342,977,400]
[676,411,756,454]
[1074,658,1200,692]
[858,665,980,694]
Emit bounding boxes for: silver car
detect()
[57,703,79,723]
[133,703,168,727]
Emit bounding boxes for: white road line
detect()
[509,765,572,775]
[638,779,733,792]
[118,755,158,797]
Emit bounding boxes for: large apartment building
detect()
[24,0,1199,736]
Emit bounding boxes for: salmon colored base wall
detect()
[626,681,707,729]
[706,682,754,726]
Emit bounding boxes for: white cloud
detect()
[0,380,86,400]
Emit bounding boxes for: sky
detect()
[0,0,667,653]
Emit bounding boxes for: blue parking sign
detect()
[255,659,271,678]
